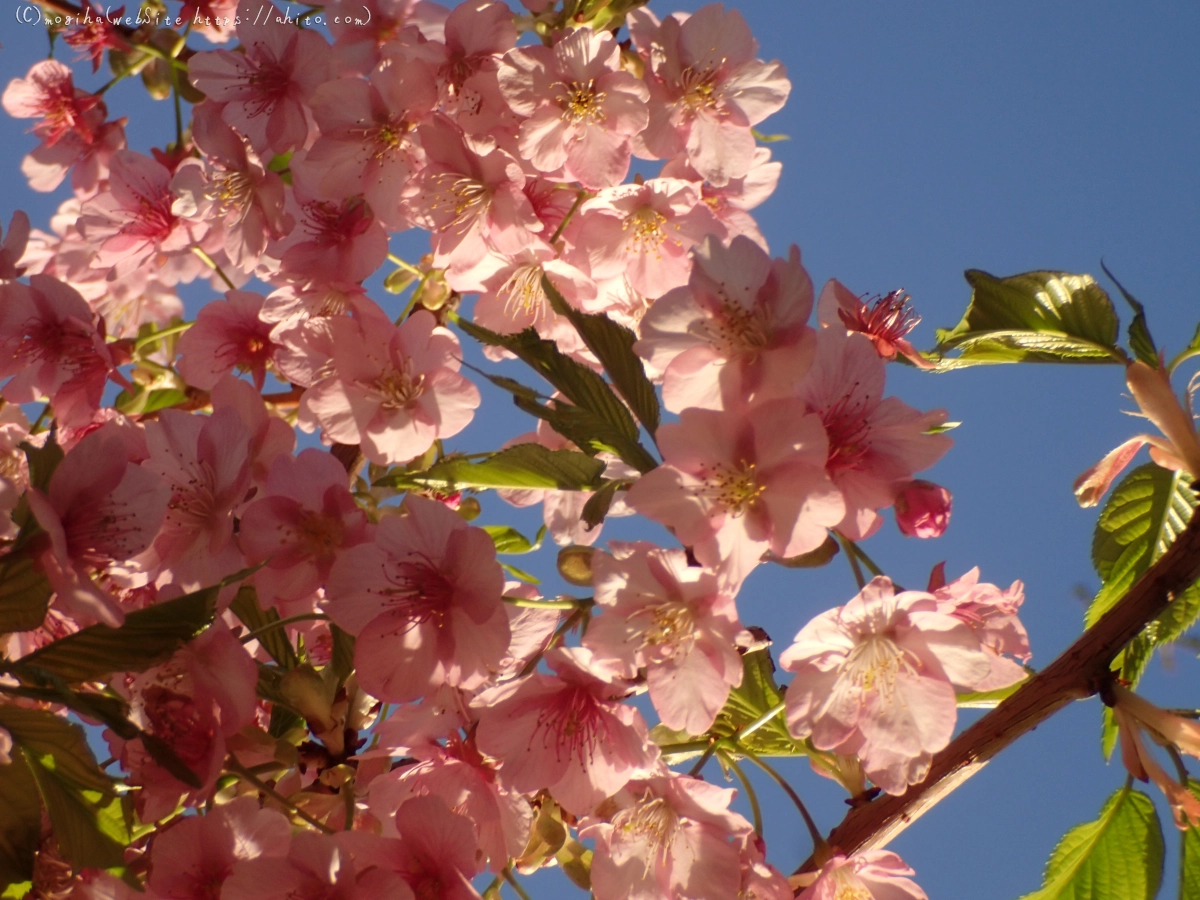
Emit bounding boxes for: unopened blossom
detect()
[77,150,207,279]
[795,850,928,900]
[239,448,370,610]
[570,177,721,300]
[894,480,952,539]
[781,576,996,795]
[325,494,509,703]
[625,400,843,582]
[0,275,116,429]
[26,421,169,627]
[582,774,754,900]
[931,568,1030,692]
[798,325,952,540]
[0,404,30,539]
[499,27,650,189]
[473,647,661,816]
[296,53,439,229]
[145,796,292,898]
[170,102,291,273]
[628,4,791,186]
[0,211,29,280]
[405,115,543,274]
[1110,684,1200,829]
[175,289,278,390]
[370,741,533,871]
[1074,359,1200,506]
[301,310,480,466]
[660,147,780,250]
[188,1,334,155]
[585,543,748,734]
[270,190,389,289]
[637,235,816,412]
[818,278,934,369]
[2,60,100,147]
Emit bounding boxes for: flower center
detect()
[560,81,606,124]
[295,510,343,560]
[302,198,373,247]
[533,687,607,766]
[832,870,874,900]
[245,58,293,118]
[699,460,765,516]
[428,173,491,229]
[631,601,696,659]
[623,207,673,256]
[500,265,549,321]
[379,556,455,627]
[678,66,720,111]
[839,289,920,348]
[371,362,425,410]
[142,685,213,767]
[613,797,678,862]
[205,170,254,220]
[845,634,912,697]
[820,394,872,472]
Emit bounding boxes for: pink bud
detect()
[894,480,952,538]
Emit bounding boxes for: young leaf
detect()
[329,625,356,684]
[230,584,299,670]
[0,707,129,871]
[935,270,1124,367]
[482,525,546,555]
[581,479,627,530]
[1020,786,1163,900]
[540,274,660,435]
[0,553,53,634]
[707,646,805,757]
[1101,262,1158,366]
[763,535,839,568]
[0,751,41,887]
[392,444,606,491]
[1181,781,1200,900]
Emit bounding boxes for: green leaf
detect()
[581,479,627,530]
[456,318,658,472]
[0,553,53,634]
[114,387,188,416]
[500,562,540,584]
[935,270,1123,367]
[1181,781,1200,900]
[230,584,298,670]
[392,444,606,492]
[21,439,63,492]
[329,625,356,684]
[1020,786,1163,900]
[540,274,660,435]
[482,525,546,555]
[19,582,221,682]
[0,708,128,872]
[956,675,1028,709]
[1101,262,1157,367]
[763,536,839,569]
[0,750,41,887]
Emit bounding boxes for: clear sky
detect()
[1,1,1199,896]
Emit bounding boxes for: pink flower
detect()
[795,850,927,900]
[77,150,205,279]
[1111,685,1200,829]
[179,0,241,44]
[570,178,721,300]
[583,773,754,900]
[270,191,389,289]
[325,494,509,703]
[781,576,995,795]
[799,326,952,540]
[170,102,291,273]
[0,275,116,429]
[175,290,278,391]
[818,279,934,369]
[636,235,815,412]
[296,54,438,230]
[239,448,370,609]
[625,400,843,582]
[585,542,748,734]
[145,796,292,898]
[380,795,484,900]
[893,480,952,539]
[327,0,449,76]
[404,115,543,274]
[26,421,168,627]
[20,108,125,197]
[300,310,480,466]
[62,3,131,72]
[2,60,100,147]
[499,27,649,189]
[473,647,661,816]
[0,210,30,280]
[188,1,334,156]
[222,832,407,900]
[931,568,1030,692]
[660,147,780,250]
[629,5,791,186]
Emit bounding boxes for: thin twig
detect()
[225,756,334,835]
[720,751,763,837]
[501,867,534,900]
[834,533,865,589]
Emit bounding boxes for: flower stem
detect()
[740,746,826,856]
[719,751,763,837]
[225,756,335,834]
[133,321,193,353]
[238,612,330,644]
[192,246,236,291]
[502,596,587,610]
[550,189,590,244]
[835,532,865,589]
[501,867,534,900]
[387,253,423,276]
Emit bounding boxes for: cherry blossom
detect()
[473,647,661,816]
[931,568,1030,693]
[174,290,277,391]
[2,60,100,148]
[0,211,29,281]
[818,279,934,369]
[325,494,509,702]
[660,147,780,249]
[327,0,449,76]
[795,850,928,900]
[61,3,131,72]
[636,234,815,412]
[270,190,389,289]
[781,576,997,795]
[585,542,748,734]
[625,400,843,582]
[893,480,952,539]
[300,310,480,466]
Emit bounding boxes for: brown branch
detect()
[797,507,1200,876]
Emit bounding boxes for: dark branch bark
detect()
[797,509,1200,875]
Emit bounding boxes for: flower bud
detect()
[557,545,595,586]
[894,480,951,538]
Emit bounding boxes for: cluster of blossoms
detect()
[4,1,1150,899]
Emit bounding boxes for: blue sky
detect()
[2,1,1199,896]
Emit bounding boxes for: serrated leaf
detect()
[703,648,804,757]
[763,536,839,568]
[581,479,626,530]
[231,584,298,670]
[457,318,657,472]
[482,525,545,555]
[935,270,1123,367]
[0,708,128,872]
[541,274,659,435]
[392,444,606,492]
[114,387,188,415]
[1020,786,1162,900]
[1181,781,1200,900]
[1101,263,1157,366]
[0,553,53,634]
[0,752,41,887]
[19,582,221,682]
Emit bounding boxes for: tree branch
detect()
[797,507,1200,876]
